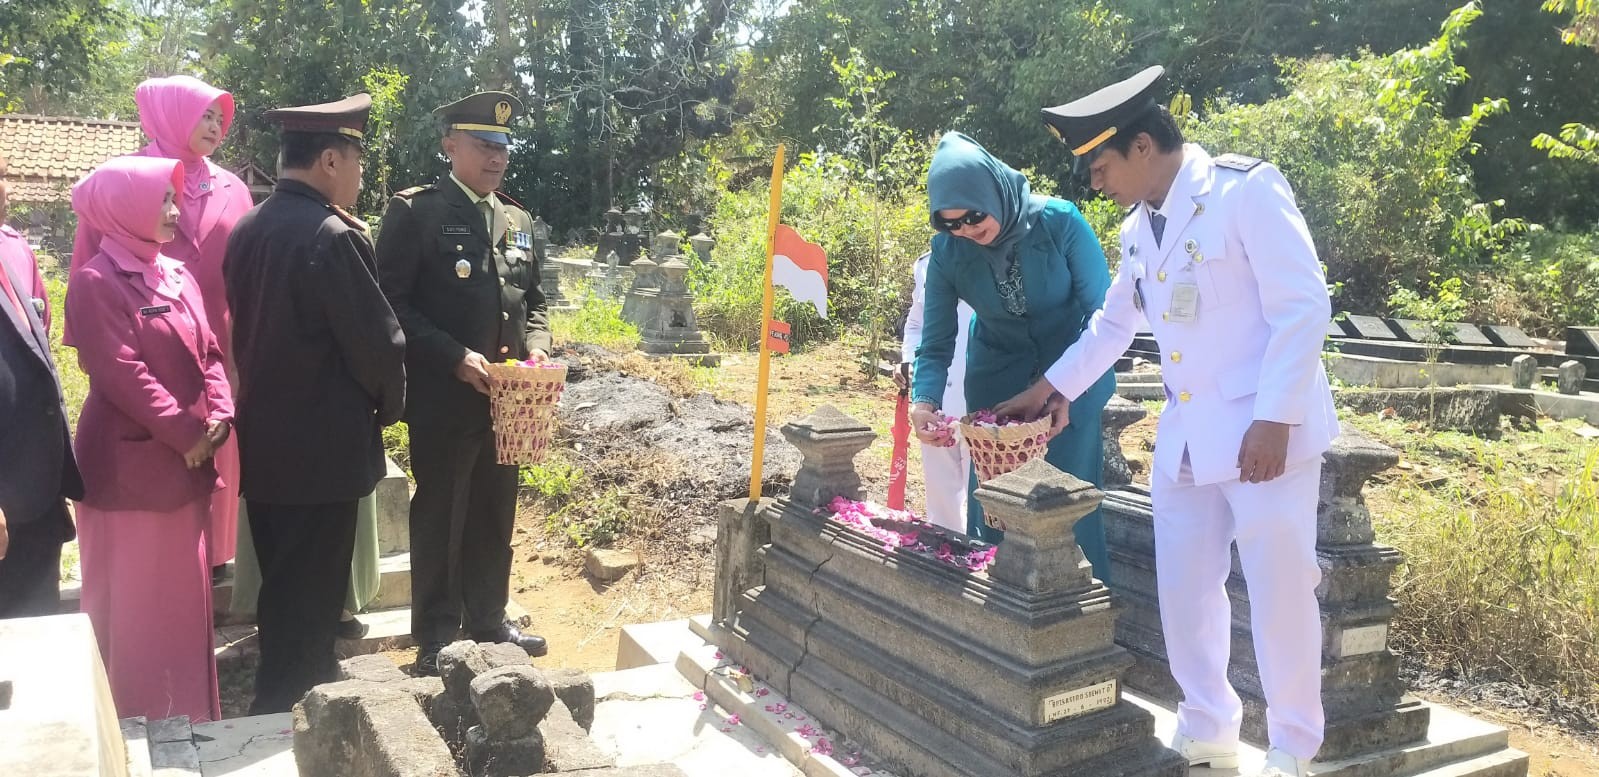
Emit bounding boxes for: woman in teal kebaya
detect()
[910,131,1116,580]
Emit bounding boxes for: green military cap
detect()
[1041,66,1166,172]
[434,91,523,145]
[262,92,372,142]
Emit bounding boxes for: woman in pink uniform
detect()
[67,156,232,722]
[68,75,252,578]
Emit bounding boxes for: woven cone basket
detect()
[486,362,567,465]
[957,414,1052,481]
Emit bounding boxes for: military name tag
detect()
[139,304,171,317]
[455,259,472,279]
[1168,282,1200,323]
[442,224,471,235]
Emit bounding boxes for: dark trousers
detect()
[0,503,71,619]
[408,422,517,647]
[247,500,356,715]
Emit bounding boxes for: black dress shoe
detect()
[416,642,447,676]
[471,621,548,657]
[337,616,369,641]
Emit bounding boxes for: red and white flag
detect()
[771,224,828,319]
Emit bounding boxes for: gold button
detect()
[502,311,510,321]
[1194,254,1205,264]
[499,277,506,286]
[455,244,463,251]
[1170,351,1182,363]
[500,346,510,354]
[1162,312,1170,321]
[1157,270,1167,282]
[1179,391,1192,402]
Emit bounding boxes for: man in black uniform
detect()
[224,93,407,713]
[376,91,549,675]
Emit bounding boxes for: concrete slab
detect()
[594,662,701,701]
[591,696,804,776]
[616,618,708,670]
[216,606,417,672]
[367,552,413,610]
[193,713,296,777]
[1128,694,1527,777]
[121,717,154,777]
[688,614,715,643]
[0,613,129,777]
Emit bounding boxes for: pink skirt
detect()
[207,434,240,566]
[77,499,220,723]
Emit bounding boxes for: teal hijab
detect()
[927,131,1048,277]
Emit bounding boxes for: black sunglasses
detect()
[933,210,988,232]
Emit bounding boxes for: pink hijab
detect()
[72,157,187,297]
[134,76,235,234]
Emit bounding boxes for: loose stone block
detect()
[585,547,640,582]
[465,724,545,777]
[538,698,616,771]
[470,665,555,742]
[1558,360,1587,395]
[545,668,596,731]
[1510,354,1538,389]
[438,641,529,706]
[338,654,407,684]
[293,680,458,777]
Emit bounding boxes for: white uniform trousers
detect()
[1151,451,1325,760]
[920,440,970,534]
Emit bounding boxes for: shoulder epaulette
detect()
[395,184,435,198]
[330,204,370,232]
[493,190,526,210]
[1214,153,1264,172]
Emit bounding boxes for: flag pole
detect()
[749,144,786,503]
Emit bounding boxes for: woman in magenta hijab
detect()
[67,156,232,722]
[69,74,252,578]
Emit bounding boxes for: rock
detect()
[293,680,457,777]
[538,698,614,771]
[338,654,407,684]
[465,725,545,777]
[545,668,596,731]
[470,665,555,741]
[1510,354,1538,390]
[396,676,445,717]
[1558,360,1587,395]
[427,683,478,743]
[438,641,529,706]
[585,548,640,582]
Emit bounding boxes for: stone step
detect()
[616,617,709,670]
[190,713,297,777]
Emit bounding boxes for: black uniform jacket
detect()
[224,179,406,505]
[375,176,550,433]
[0,258,82,530]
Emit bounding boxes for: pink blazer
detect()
[67,160,252,353]
[66,250,233,511]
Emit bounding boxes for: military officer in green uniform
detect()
[375,91,550,675]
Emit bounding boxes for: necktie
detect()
[0,264,29,325]
[1151,212,1167,248]
[478,199,494,236]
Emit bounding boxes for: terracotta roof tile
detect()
[0,114,145,204]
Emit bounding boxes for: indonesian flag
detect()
[772,224,828,318]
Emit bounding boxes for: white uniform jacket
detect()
[1043,144,1339,486]
[903,251,974,418]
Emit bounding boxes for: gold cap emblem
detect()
[494,100,512,126]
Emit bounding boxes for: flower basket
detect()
[486,361,567,465]
[957,414,1052,481]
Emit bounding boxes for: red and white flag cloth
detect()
[771,224,828,319]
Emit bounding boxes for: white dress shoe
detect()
[1170,733,1240,769]
[1256,747,1310,777]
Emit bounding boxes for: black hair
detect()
[280,132,361,170]
[1100,105,1184,156]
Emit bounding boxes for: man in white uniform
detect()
[997,66,1338,777]
[898,250,974,533]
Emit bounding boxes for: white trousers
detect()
[920,441,970,534]
[1151,452,1325,760]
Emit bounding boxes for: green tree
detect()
[0,0,134,113]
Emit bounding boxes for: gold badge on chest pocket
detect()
[455,258,472,279]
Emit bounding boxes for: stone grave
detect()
[1096,404,1528,775]
[715,406,1187,777]
[586,250,625,301]
[1338,314,1399,340]
[1483,324,1536,350]
[1559,360,1587,395]
[619,250,658,325]
[688,232,714,266]
[532,216,574,313]
[1565,326,1599,357]
[636,232,715,364]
